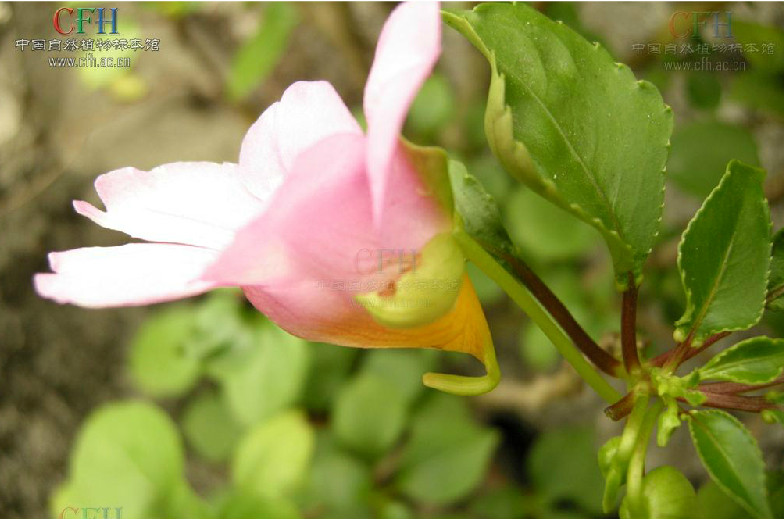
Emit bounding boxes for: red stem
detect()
[699,376,784,394]
[482,240,622,377]
[604,391,636,421]
[621,273,640,375]
[650,331,730,368]
[684,392,776,413]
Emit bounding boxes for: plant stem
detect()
[699,376,784,394]
[621,272,641,376]
[605,391,636,421]
[455,230,621,403]
[686,392,776,413]
[474,236,623,377]
[625,399,664,518]
[651,331,730,369]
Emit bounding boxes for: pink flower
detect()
[34,3,495,378]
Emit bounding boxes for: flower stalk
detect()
[474,237,623,378]
[454,230,621,403]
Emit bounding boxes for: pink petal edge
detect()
[34,243,221,308]
[74,162,265,250]
[363,1,442,223]
[239,81,362,200]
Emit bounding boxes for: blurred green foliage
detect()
[51,3,784,519]
[227,3,298,101]
[53,289,614,519]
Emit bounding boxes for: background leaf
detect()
[688,410,772,519]
[527,426,604,514]
[181,390,242,463]
[668,121,759,199]
[675,161,771,344]
[58,402,186,519]
[232,411,314,500]
[128,305,201,398]
[504,186,600,261]
[396,393,498,506]
[332,372,409,459]
[299,433,373,518]
[219,322,310,426]
[227,3,298,101]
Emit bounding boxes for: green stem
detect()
[625,399,664,517]
[454,230,620,403]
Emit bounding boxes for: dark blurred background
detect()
[2,2,784,518]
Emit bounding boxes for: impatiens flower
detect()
[34,2,499,394]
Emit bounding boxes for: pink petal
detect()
[34,243,220,308]
[205,133,450,331]
[74,162,264,249]
[363,2,441,222]
[377,141,451,247]
[239,81,362,200]
[204,133,376,287]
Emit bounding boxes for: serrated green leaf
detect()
[675,161,771,345]
[767,229,784,311]
[688,410,772,519]
[396,393,499,506]
[668,122,759,199]
[698,337,784,384]
[232,411,314,500]
[333,372,408,459]
[227,3,298,101]
[444,3,672,287]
